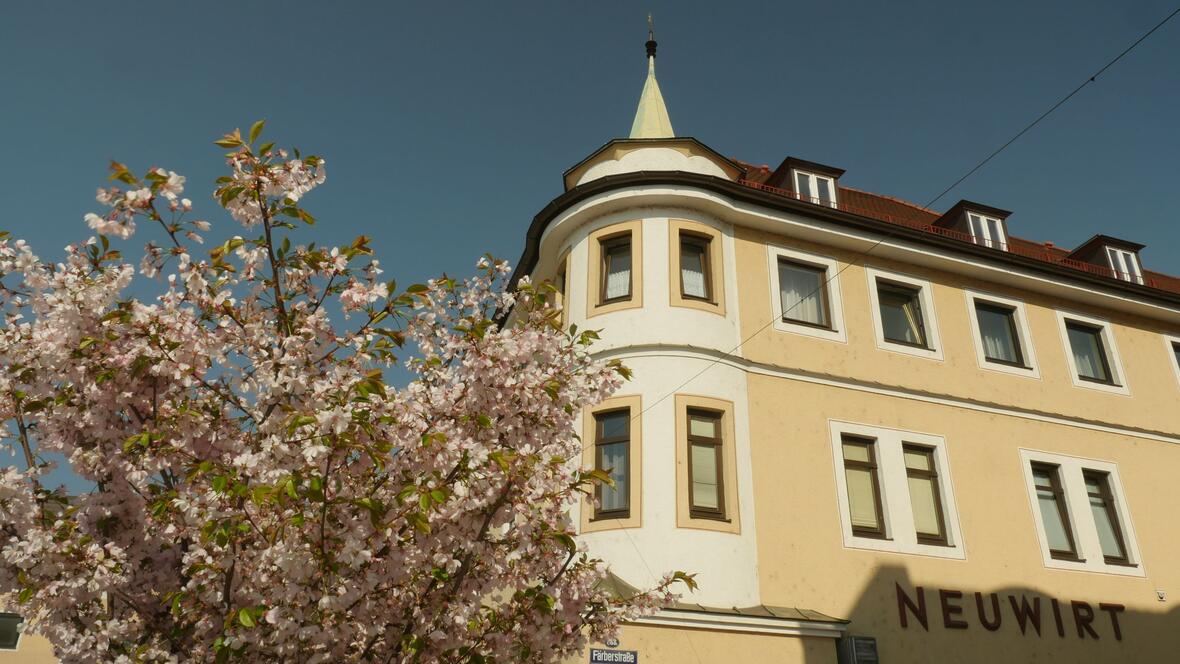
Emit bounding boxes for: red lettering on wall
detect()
[896,583,928,631]
[1099,603,1125,642]
[939,589,968,630]
[974,592,1001,631]
[1072,601,1098,639]
[1007,594,1042,636]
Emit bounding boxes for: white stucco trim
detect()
[827,420,966,560]
[864,266,944,361]
[765,244,847,343]
[592,345,1180,446]
[1018,449,1145,577]
[634,609,847,639]
[1163,333,1180,390]
[963,289,1041,379]
[1054,310,1131,396]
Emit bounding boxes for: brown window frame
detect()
[777,258,832,330]
[841,435,887,540]
[876,280,929,349]
[678,232,713,302]
[974,301,1027,367]
[903,444,948,546]
[1031,463,1080,561]
[1083,470,1131,566]
[1064,320,1115,385]
[686,408,726,521]
[599,234,633,305]
[592,408,631,520]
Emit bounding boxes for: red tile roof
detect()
[730,161,1180,297]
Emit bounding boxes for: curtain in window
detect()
[976,306,1019,363]
[680,242,707,299]
[1066,325,1106,381]
[599,442,628,512]
[900,298,923,343]
[1033,470,1072,552]
[845,466,878,529]
[690,443,719,509]
[603,245,631,300]
[778,261,826,326]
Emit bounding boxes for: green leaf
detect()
[248,120,266,145]
[238,607,255,628]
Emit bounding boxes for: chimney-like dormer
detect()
[1067,235,1146,284]
[933,200,1013,251]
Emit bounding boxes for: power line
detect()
[923,5,1180,209]
[625,5,1180,423]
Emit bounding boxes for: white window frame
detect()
[865,267,943,360]
[1018,449,1144,577]
[966,212,1007,250]
[963,290,1040,378]
[1163,333,1180,390]
[1054,310,1129,396]
[766,245,846,343]
[792,169,838,208]
[828,421,965,559]
[1105,247,1144,284]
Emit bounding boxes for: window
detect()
[1056,312,1127,394]
[904,445,947,546]
[965,291,1039,377]
[975,302,1024,366]
[877,281,927,347]
[555,252,570,328]
[1066,322,1114,384]
[1020,450,1142,576]
[841,436,885,539]
[1173,341,1180,372]
[778,259,830,328]
[1105,247,1143,284]
[600,235,632,303]
[0,613,20,650]
[829,422,963,558]
[866,268,942,359]
[768,246,846,343]
[1084,471,1129,565]
[679,234,712,301]
[794,170,837,208]
[687,409,725,520]
[593,409,631,519]
[967,212,1007,250]
[1031,463,1078,560]
[1167,335,1180,389]
[675,395,739,534]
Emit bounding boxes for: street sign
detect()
[589,648,638,663]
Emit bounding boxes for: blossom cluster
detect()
[0,125,686,663]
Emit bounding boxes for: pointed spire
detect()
[629,14,674,139]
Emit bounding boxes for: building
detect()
[525,31,1180,664]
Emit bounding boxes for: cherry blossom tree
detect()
[0,123,690,663]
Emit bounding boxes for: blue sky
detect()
[1,1,1178,488]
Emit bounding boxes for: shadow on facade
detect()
[826,564,1180,663]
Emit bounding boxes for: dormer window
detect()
[967,212,1006,250]
[1106,247,1143,284]
[794,170,837,208]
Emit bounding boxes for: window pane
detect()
[598,411,629,439]
[817,177,834,205]
[680,240,708,299]
[908,475,942,537]
[599,441,628,512]
[0,614,20,650]
[987,218,1005,248]
[1066,324,1110,382]
[1033,470,1073,553]
[796,172,810,198]
[1172,343,1180,371]
[603,242,631,300]
[976,304,1022,364]
[878,284,926,346]
[842,440,871,463]
[1086,475,1126,560]
[903,448,932,472]
[845,466,879,530]
[689,413,717,438]
[691,443,719,509]
[968,214,984,242]
[778,260,828,326]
